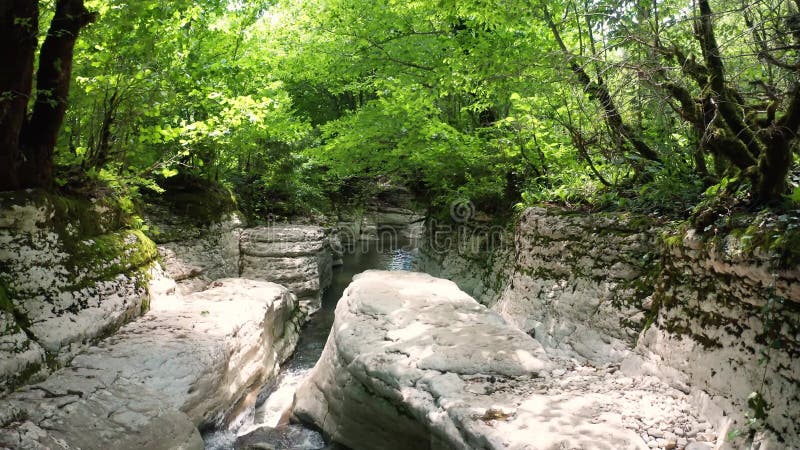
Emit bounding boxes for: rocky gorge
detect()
[0,190,798,450]
[0,191,337,448]
[415,207,799,449]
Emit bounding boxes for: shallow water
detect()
[203,236,418,450]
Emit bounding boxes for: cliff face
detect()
[0,191,158,393]
[418,207,800,447]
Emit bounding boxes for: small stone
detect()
[674,428,685,436]
[664,441,677,450]
[649,429,665,438]
[685,442,713,450]
[700,432,716,442]
[647,440,659,448]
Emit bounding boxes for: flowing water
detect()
[204,235,418,450]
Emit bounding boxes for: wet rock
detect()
[234,424,325,450]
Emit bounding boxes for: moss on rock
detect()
[1,191,159,394]
[70,230,157,276]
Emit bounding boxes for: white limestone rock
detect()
[156,213,243,294]
[418,207,798,448]
[70,278,301,426]
[0,193,158,394]
[240,225,334,311]
[0,367,203,450]
[0,277,303,448]
[293,271,653,450]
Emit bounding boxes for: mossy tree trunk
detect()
[653,0,796,203]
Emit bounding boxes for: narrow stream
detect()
[204,234,418,449]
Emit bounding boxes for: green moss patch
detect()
[66,230,158,287]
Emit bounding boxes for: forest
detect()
[2,0,800,221]
[2,2,800,449]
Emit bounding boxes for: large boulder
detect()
[0,277,303,448]
[292,271,557,450]
[240,225,334,312]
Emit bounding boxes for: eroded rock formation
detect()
[0,277,300,449]
[419,207,800,447]
[0,192,158,394]
[240,225,334,312]
[0,190,337,448]
[292,271,719,450]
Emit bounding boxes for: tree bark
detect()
[696,0,764,163]
[0,1,38,191]
[20,0,96,189]
[542,4,660,163]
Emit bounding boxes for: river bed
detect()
[203,235,418,449]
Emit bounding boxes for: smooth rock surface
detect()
[74,277,301,426]
[0,277,302,448]
[295,271,637,450]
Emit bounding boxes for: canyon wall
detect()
[418,207,799,447]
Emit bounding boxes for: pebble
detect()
[685,442,714,450]
[649,429,665,438]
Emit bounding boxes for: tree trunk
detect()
[0,1,38,191]
[757,130,793,202]
[20,0,95,189]
[541,3,660,163]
